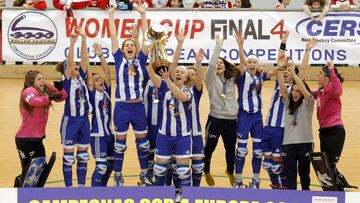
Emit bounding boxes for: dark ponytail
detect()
[334,67,344,83]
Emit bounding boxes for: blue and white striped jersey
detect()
[237,70,269,114]
[158,80,193,137]
[113,49,149,102]
[89,84,112,137]
[62,74,92,117]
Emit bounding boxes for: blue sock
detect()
[235,156,246,175]
[154,163,167,186]
[252,156,262,174]
[177,165,191,187]
[113,140,126,174]
[279,169,286,187]
[148,149,156,178]
[191,160,203,187]
[91,161,107,187]
[166,161,175,186]
[62,152,74,187]
[76,151,89,186]
[268,169,280,186]
[136,138,149,172]
[103,160,113,186]
[173,171,181,188]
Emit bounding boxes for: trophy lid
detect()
[151,24,165,33]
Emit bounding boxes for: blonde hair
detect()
[177,66,189,79]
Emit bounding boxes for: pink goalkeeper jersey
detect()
[313,68,343,128]
[16,85,66,139]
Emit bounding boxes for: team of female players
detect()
[49,0,346,192]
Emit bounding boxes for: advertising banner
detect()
[18,186,174,203]
[182,187,346,203]
[0,187,358,203]
[2,10,360,64]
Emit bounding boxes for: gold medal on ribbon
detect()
[79,98,85,104]
[128,66,136,77]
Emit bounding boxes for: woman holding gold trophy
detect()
[147,55,193,202]
[143,27,186,182]
[145,24,193,202]
[106,1,152,187]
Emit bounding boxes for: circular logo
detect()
[8,12,58,60]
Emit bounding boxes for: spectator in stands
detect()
[193,0,232,8]
[276,0,290,10]
[131,0,154,7]
[303,0,329,22]
[330,0,356,9]
[14,0,47,9]
[232,0,252,8]
[111,0,133,10]
[151,0,169,7]
[53,0,109,16]
[167,0,183,8]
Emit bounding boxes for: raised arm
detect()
[65,33,79,79]
[161,69,191,102]
[135,0,148,35]
[86,65,94,92]
[194,48,205,91]
[278,30,289,57]
[169,28,186,74]
[76,26,90,73]
[93,43,111,87]
[325,60,342,96]
[106,5,119,54]
[135,0,150,55]
[235,31,246,76]
[277,54,290,102]
[206,34,223,83]
[317,5,329,21]
[300,38,318,80]
[302,4,314,20]
[293,67,311,100]
[130,25,141,55]
[146,58,162,88]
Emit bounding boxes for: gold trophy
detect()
[147,24,170,75]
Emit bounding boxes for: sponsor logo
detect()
[317,171,334,187]
[8,12,57,60]
[312,156,322,161]
[296,13,360,45]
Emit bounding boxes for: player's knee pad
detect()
[191,162,204,174]
[236,148,248,159]
[271,163,283,175]
[136,139,150,152]
[154,164,168,177]
[177,166,191,180]
[253,150,263,159]
[95,163,108,175]
[63,154,75,166]
[77,152,89,163]
[114,142,127,154]
[262,159,272,170]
